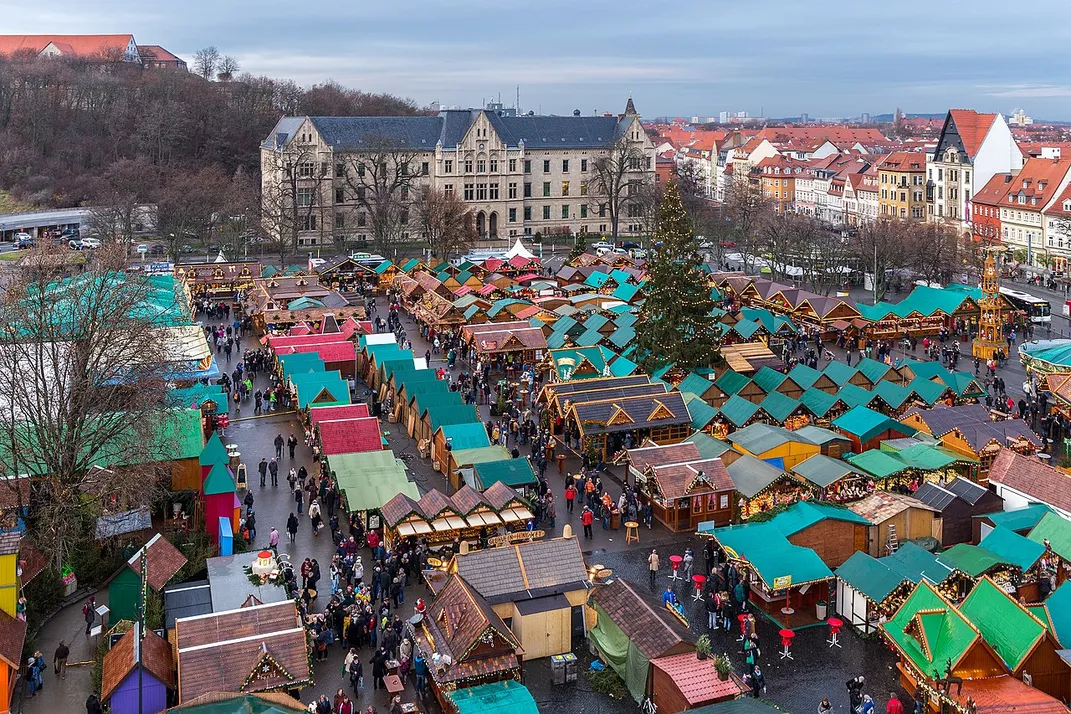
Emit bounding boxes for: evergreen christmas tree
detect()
[635,180,719,371]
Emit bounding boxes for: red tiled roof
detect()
[877,151,928,172]
[0,34,134,57]
[0,476,30,511]
[949,110,998,159]
[102,628,175,701]
[268,332,349,349]
[974,173,1015,208]
[0,611,25,670]
[309,403,369,424]
[317,417,382,455]
[137,44,183,63]
[287,340,356,364]
[1047,183,1071,219]
[987,449,1071,513]
[287,323,312,336]
[958,674,1066,714]
[1002,156,1071,209]
[650,652,748,705]
[127,533,188,592]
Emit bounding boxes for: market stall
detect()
[329,450,419,532]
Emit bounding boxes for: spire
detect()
[624,93,637,116]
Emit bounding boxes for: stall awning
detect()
[466,511,503,527]
[432,516,468,531]
[500,507,533,523]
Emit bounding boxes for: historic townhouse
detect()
[1043,184,1071,273]
[260,100,655,247]
[997,157,1071,270]
[755,155,806,213]
[927,110,1022,230]
[876,152,927,220]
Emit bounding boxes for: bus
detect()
[999,287,1051,323]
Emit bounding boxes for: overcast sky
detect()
[6,0,1071,120]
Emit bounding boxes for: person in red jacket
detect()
[581,506,594,539]
[565,484,577,513]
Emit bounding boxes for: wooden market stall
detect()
[913,478,1003,546]
[565,388,692,460]
[844,491,940,556]
[625,441,735,531]
[329,450,419,532]
[726,454,815,520]
[177,261,260,299]
[461,321,548,373]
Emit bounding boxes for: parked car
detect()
[591,241,614,251]
[80,237,101,249]
[14,233,33,249]
[180,244,194,254]
[630,248,648,259]
[620,241,641,250]
[149,244,166,255]
[68,239,83,249]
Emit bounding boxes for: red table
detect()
[827,616,843,648]
[691,574,706,601]
[778,628,795,660]
[669,555,683,582]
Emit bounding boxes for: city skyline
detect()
[4,0,1071,119]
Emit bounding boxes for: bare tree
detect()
[343,140,422,257]
[0,252,173,569]
[587,135,649,242]
[851,218,913,303]
[217,56,240,81]
[415,186,476,260]
[722,179,772,275]
[797,220,855,296]
[908,220,970,286]
[193,46,221,80]
[259,141,321,267]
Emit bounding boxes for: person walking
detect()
[309,500,323,536]
[268,526,280,550]
[648,549,659,587]
[54,641,69,679]
[268,457,279,487]
[288,434,298,459]
[274,433,284,458]
[295,484,304,514]
[887,694,904,714]
[83,596,96,636]
[565,483,576,514]
[258,457,268,487]
[580,506,593,539]
[286,513,299,543]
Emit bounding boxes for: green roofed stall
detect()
[959,577,1045,671]
[881,581,977,677]
[471,458,538,490]
[278,352,326,380]
[290,370,351,409]
[446,681,539,714]
[936,543,1009,578]
[329,450,418,514]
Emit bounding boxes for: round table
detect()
[691,574,707,601]
[827,616,844,648]
[778,628,795,660]
[669,555,683,581]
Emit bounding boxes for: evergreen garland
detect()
[635,180,719,371]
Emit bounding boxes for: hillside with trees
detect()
[0,53,423,247]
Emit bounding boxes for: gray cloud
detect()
[3,0,1071,118]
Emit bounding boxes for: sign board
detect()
[487,530,545,548]
[772,575,792,590]
[136,244,148,253]
[480,340,498,351]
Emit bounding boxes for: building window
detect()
[543,160,551,173]
[334,214,345,229]
[543,182,551,197]
[562,181,570,196]
[297,162,314,178]
[477,159,486,173]
[524,207,532,220]
[476,183,487,201]
[357,187,366,200]
[542,205,551,220]
[563,159,570,172]
[599,203,607,217]
[464,158,473,173]
[334,188,344,204]
[299,215,316,231]
[524,182,532,198]
[400,210,408,224]
[580,204,587,218]
[335,163,345,178]
[297,187,314,207]
[358,213,366,227]
[443,184,454,196]
[464,183,474,201]
[562,205,569,219]
[509,158,517,172]
[490,184,500,200]
[445,160,453,174]
[581,159,588,172]
[509,208,517,222]
[580,180,588,196]
[508,182,517,199]
[421,161,429,176]
[490,158,498,172]
[524,160,531,173]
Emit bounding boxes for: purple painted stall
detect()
[101,627,175,714]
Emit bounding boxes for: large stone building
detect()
[260,100,656,248]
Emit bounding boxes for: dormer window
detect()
[1063,200,1070,211]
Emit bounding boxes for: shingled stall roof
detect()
[988,449,1071,514]
[650,651,748,708]
[415,574,521,685]
[126,533,188,592]
[175,600,310,702]
[791,454,868,488]
[649,458,733,501]
[589,578,695,660]
[846,491,937,525]
[960,577,1047,671]
[381,483,531,533]
[901,404,1040,451]
[102,627,175,702]
[309,403,370,424]
[571,392,691,436]
[880,580,978,677]
[452,537,588,604]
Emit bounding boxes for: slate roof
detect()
[728,423,808,455]
[791,454,866,488]
[589,578,694,659]
[725,454,788,498]
[650,459,733,500]
[627,442,702,472]
[571,392,690,435]
[452,537,588,603]
[912,483,959,511]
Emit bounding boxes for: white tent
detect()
[503,238,536,260]
[214,249,228,263]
